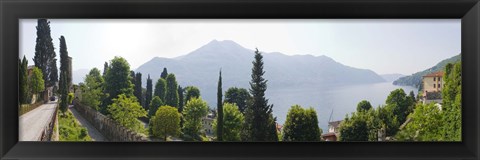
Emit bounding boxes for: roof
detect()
[423,71,444,77]
[321,132,336,137]
[328,120,342,128]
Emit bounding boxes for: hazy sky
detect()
[19,19,460,75]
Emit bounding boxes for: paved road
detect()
[19,100,57,141]
[69,106,106,141]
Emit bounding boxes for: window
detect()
[434,84,436,88]
[433,77,436,81]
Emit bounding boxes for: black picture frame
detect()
[1,0,479,159]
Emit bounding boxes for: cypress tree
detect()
[161,67,168,79]
[130,70,136,86]
[178,86,184,113]
[33,19,57,90]
[134,72,143,107]
[154,78,167,102]
[103,62,108,77]
[217,69,224,141]
[244,48,278,141]
[19,56,29,104]
[146,74,153,109]
[165,74,179,108]
[58,36,69,96]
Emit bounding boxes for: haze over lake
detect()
[267,82,418,131]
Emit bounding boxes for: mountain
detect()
[381,73,405,82]
[393,54,461,88]
[135,40,385,107]
[72,68,90,85]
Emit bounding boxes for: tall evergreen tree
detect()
[165,74,179,108]
[59,71,68,113]
[134,72,143,107]
[33,19,57,89]
[58,36,69,96]
[217,69,224,141]
[146,74,153,109]
[243,48,278,141]
[19,56,29,104]
[178,86,184,113]
[130,70,136,86]
[161,67,168,79]
[103,62,108,77]
[154,78,167,102]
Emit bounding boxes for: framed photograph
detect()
[1,0,479,159]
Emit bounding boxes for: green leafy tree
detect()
[150,105,181,141]
[282,105,321,141]
[81,68,105,110]
[339,112,369,141]
[385,88,414,128]
[357,100,372,112]
[103,62,108,77]
[441,62,462,141]
[224,87,251,114]
[59,71,68,113]
[30,67,45,102]
[185,86,201,102]
[243,48,278,141]
[146,74,153,111]
[103,56,134,113]
[182,97,208,141]
[148,96,164,118]
[107,94,147,133]
[213,103,244,141]
[154,78,167,102]
[216,70,224,141]
[161,67,168,79]
[165,74,179,108]
[409,91,416,102]
[19,56,29,104]
[33,19,57,89]
[395,103,443,141]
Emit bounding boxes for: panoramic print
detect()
[19,19,461,142]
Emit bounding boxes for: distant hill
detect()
[135,40,385,107]
[381,74,405,82]
[393,54,461,88]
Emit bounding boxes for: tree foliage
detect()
[150,106,181,141]
[165,74,179,108]
[224,87,251,114]
[33,19,57,89]
[185,86,201,103]
[213,103,244,141]
[148,96,164,118]
[243,48,278,141]
[182,97,208,141]
[146,74,153,111]
[134,72,143,108]
[161,67,168,79]
[385,88,414,129]
[356,100,372,112]
[103,56,134,113]
[177,86,185,113]
[107,94,147,133]
[154,78,167,102]
[30,67,45,100]
[216,70,224,141]
[19,56,29,104]
[440,62,462,141]
[282,105,322,141]
[81,68,105,110]
[395,103,443,141]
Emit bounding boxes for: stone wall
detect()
[73,100,149,141]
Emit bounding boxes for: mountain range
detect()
[134,40,385,107]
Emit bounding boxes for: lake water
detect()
[266,82,418,131]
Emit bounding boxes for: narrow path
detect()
[69,106,106,141]
[19,100,57,141]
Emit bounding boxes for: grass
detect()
[59,110,92,141]
[19,101,44,116]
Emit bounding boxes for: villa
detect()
[421,71,444,104]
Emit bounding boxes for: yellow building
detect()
[422,71,444,104]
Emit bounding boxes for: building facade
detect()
[422,71,444,104]
[321,120,342,141]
